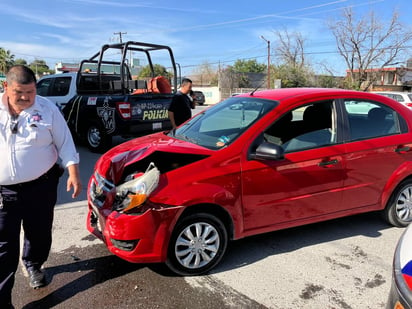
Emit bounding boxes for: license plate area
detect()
[152,122,162,130]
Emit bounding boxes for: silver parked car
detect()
[373,91,412,108]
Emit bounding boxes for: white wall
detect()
[192,86,221,105]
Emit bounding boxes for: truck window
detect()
[50,76,72,96]
[37,78,52,96]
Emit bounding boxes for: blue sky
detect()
[0,0,411,76]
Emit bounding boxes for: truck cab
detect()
[36,72,77,110]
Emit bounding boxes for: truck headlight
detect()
[114,163,160,212]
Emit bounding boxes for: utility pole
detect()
[113,31,127,43]
[260,35,271,89]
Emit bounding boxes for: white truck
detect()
[36,72,77,110]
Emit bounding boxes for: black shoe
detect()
[27,267,46,289]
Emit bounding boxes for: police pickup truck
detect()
[45,41,177,152]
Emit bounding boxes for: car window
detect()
[265,100,337,152]
[394,94,404,102]
[36,78,52,96]
[169,97,277,150]
[344,100,400,141]
[387,94,395,99]
[50,76,72,96]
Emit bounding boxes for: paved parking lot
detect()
[11,104,405,308]
[13,196,402,308]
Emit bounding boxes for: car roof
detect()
[232,87,412,112]
[238,87,378,101]
[38,72,77,81]
[372,91,412,95]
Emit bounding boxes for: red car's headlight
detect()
[113,163,160,213]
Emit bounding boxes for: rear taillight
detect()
[116,102,131,119]
[406,103,412,107]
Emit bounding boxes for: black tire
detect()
[166,213,228,276]
[85,122,112,153]
[383,179,412,227]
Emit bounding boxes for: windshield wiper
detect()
[174,133,198,144]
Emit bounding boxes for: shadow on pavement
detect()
[213,211,392,273]
[18,245,144,308]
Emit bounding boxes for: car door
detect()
[341,99,412,208]
[241,100,346,233]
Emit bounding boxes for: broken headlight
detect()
[113,162,160,213]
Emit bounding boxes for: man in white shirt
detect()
[0,65,82,309]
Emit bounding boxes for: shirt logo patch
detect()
[29,113,43,123]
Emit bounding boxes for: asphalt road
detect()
[12,105,405,309]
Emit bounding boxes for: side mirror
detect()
[251,142,285,161]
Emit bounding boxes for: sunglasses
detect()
[10,115,18,134]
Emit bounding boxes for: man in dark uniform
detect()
[168,78,194,129]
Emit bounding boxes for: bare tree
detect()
[274,29,306,69]
[271,29,319,87]
[191,61,218,86]
[328,8,412,90]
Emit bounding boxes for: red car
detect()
[87,88,412,275]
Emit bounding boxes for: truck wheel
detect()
[166,213,228,276]
[383,179,412,227]
[86,122,112,153]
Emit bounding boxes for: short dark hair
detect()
[181,78,192,86]
[6,65,37,84]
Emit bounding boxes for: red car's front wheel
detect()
[166,213,228,276]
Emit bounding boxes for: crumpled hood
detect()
[95,132,213,184]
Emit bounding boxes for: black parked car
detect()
[193,90,205,105]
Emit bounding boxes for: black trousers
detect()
[0,165,60,307]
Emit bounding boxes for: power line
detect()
[8,44,412,72]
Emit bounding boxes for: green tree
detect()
[316,75,340,88]
[14,58,28,66]
[232,59,266,73]
[273,64,313,88]
[138,64,171,79]
[0,48,15,74]
[29,59,52,76]
[227,59,266,87]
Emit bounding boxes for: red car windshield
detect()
[168,97,278,150]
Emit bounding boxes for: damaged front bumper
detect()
[87,204,182,263]
[87,167,183,263]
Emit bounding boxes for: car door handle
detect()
[318,159,338,167]
[395,146,411,153]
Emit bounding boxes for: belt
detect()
[1,164,63,189]
[37,164,62,181]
